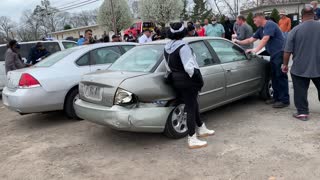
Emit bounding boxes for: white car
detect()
[2,42,136,119]
[0,40,77,90]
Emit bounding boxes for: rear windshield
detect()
[109,45,164,72]
[63,42,77,49]
[35,48,78,67]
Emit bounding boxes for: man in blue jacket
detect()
[27,42,50,65]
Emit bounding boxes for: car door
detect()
[189,41,226,111]
[89,46,122,72]
[207,39,262,100]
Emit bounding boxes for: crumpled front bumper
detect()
[74,99,173,133]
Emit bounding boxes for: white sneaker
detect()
[188,134,207,149]
[197,123,215,137]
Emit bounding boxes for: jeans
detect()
[270,52,290,104]
[175,87,203,136]
[291,74,320,114]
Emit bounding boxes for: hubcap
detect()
[268,80,274,98]
[171,104,188,134]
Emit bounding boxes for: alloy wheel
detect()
[171,104,188,134]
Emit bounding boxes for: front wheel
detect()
[64,89,82,120]
[164,104,189,139]
[260,78,273,100]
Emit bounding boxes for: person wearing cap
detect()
[282,5,320,121]
[164,22,215,149]
[278,10,291,40]
[235,12,290,108]
[204,18,225,38]
[138,29,152,44]
[5,40,27,74]
[311,1,320,20]
[27,42,50,65]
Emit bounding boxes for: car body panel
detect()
[2,43,137,113]
[75,38,270,132]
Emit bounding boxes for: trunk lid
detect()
[80,70,148,106]
[6,67,47,90]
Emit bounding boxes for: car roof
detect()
[0,40,76,47]
[68,42,138,51]
[144,37,227,45]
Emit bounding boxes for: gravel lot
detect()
[1,81,320,180]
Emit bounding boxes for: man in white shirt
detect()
[138,29,152,43]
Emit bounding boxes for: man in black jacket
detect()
[27,42,50,65]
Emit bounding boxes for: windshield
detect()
[35,48,79,67]
[109,45,164,72]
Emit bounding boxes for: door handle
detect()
[96,69,101,71]
[225,69,232,72]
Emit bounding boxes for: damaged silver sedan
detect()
[74,37,272,138]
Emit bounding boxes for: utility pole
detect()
[110,0,117,34]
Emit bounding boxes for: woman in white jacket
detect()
[164,22,215,149]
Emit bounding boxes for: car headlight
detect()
[114,88,135,105]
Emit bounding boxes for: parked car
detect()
[2,42,137,119]
[0,40,77,91]
[74,37,272,138]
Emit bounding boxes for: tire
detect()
[164,104,189,139]
[64,88,82,120]
[260,77,273,100]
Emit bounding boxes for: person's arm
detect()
[247,35,270,53]
[282,30,295,73]
[235,37,257,45]
[282,52,291,73]
[14,54,26,69]
[220,24,225,38]
[287,18,291,32]
[179,45,197,77]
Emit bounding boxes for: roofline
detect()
[241,2,305,14]
[50,24,100,35]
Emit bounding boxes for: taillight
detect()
[18,73,40,88]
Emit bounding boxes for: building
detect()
[241,0,311,27]
[50,25,108,40]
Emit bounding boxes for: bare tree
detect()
[0,16,15,41]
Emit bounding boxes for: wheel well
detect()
[63,85,78,109]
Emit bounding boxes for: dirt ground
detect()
[1,82,320,180]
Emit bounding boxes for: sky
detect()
[0,0,103,22]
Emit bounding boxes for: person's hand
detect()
[246,48,258,54]
[281,64,289,74]
[232,39,238,43]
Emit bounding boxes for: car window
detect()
[91,46,121,65]
[18,43,35,59]
[208,39,247,63]
[122,45,135,52]
[43,42,61,54]
[189,41,214,67]
[76,53,90,66]
[109,45,163,72]
[0,46,7,62]
[62,42,77,49]
[35,48,79,67]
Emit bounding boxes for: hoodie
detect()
[164,40,199,77]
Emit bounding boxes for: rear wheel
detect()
[64,88,82,120]
[260,78,273,100]
[164,104,189,139]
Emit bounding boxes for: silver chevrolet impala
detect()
[75,37,272,138]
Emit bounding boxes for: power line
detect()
[58,0,100,11]
[56,0,99,10]
[53,0,84,8]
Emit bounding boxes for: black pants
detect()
[176,88,203,136]
[291,74,320,114]
[271,52,290,104]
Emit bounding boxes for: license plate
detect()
[83,85,103,101]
